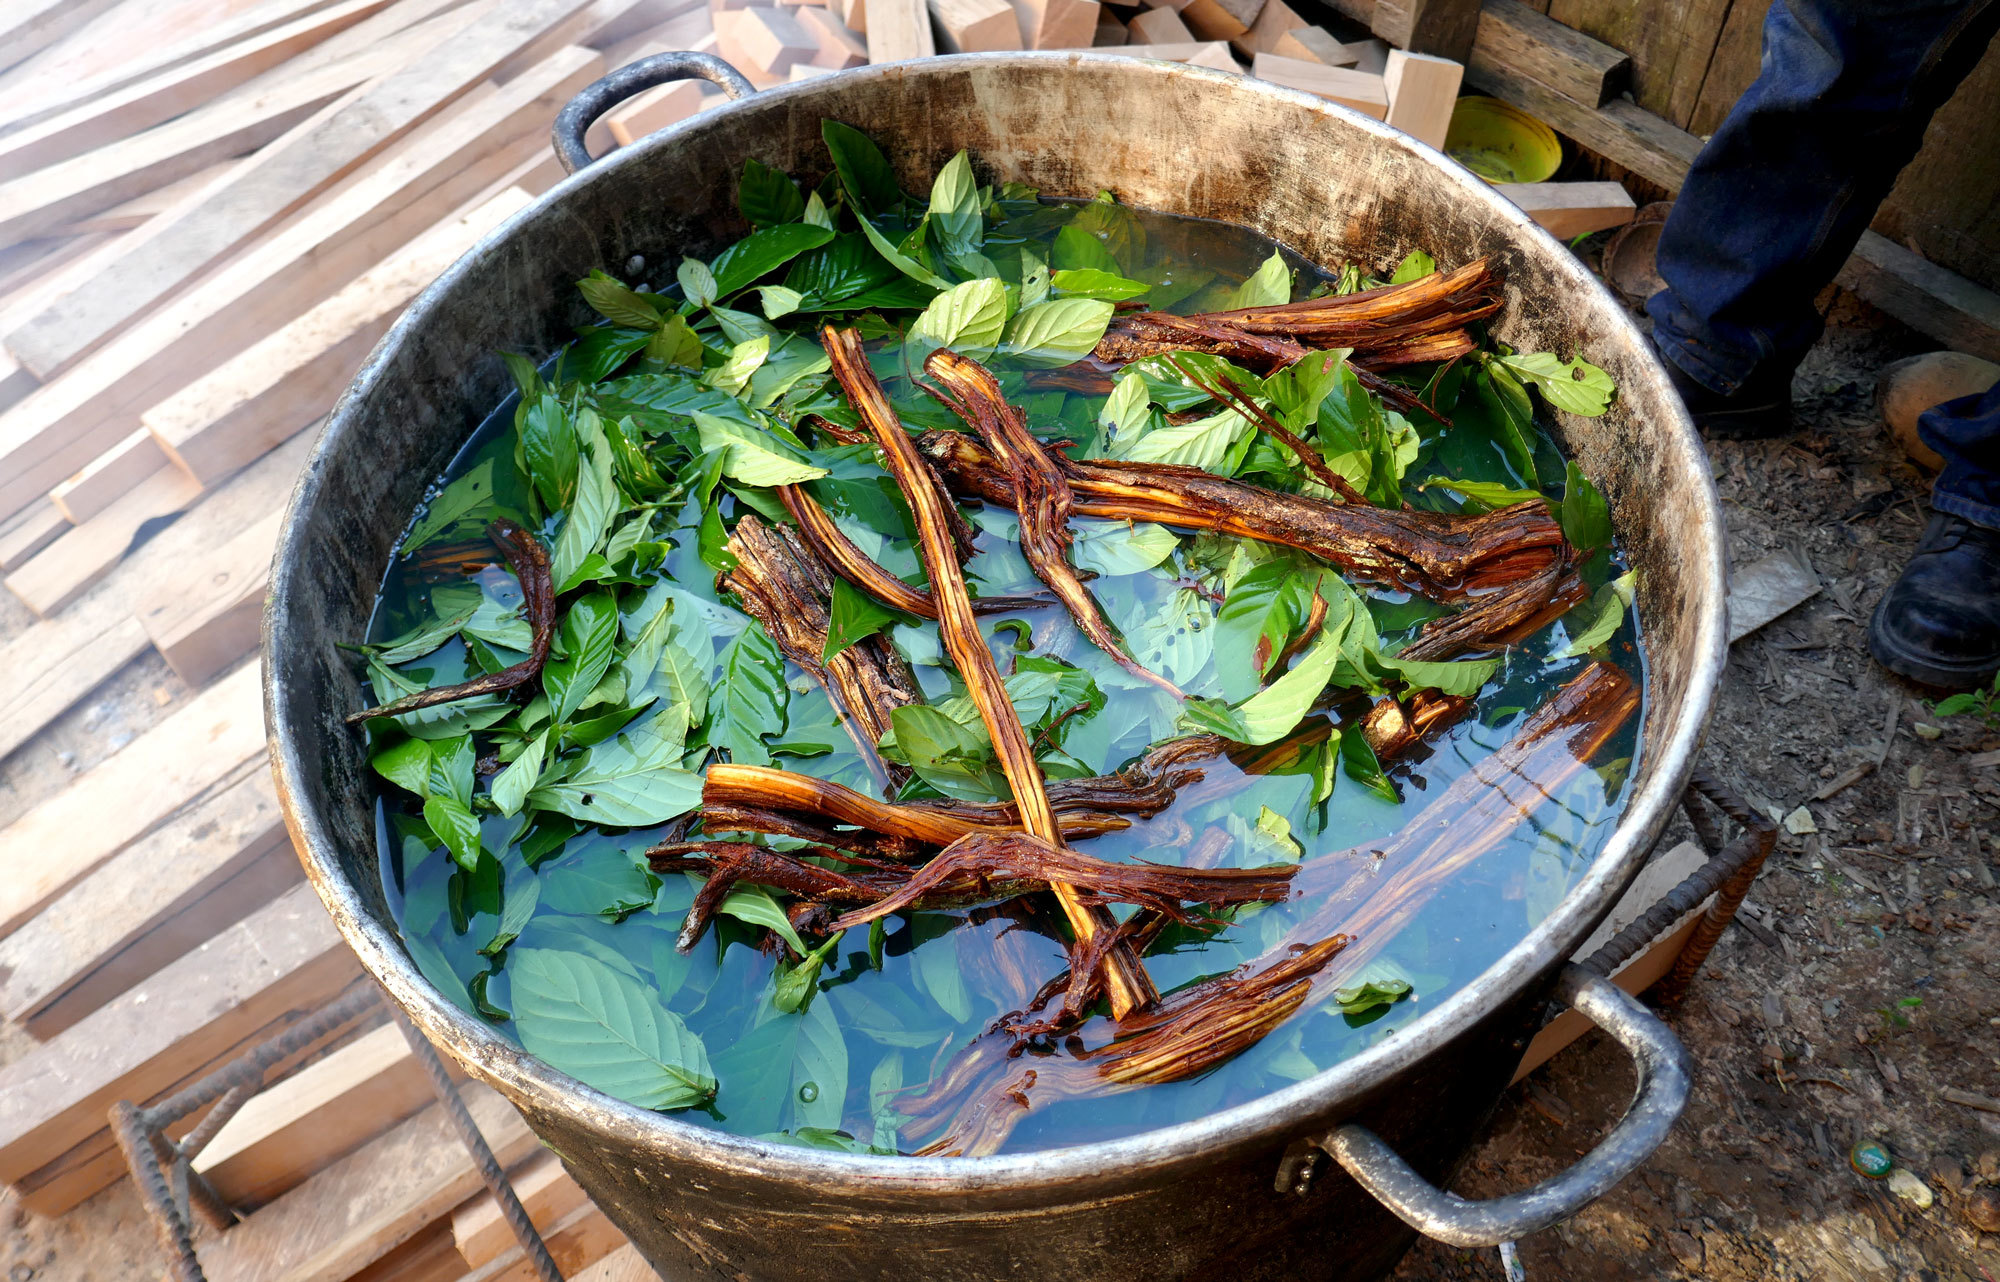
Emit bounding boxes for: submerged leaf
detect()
[510,948,716,1110]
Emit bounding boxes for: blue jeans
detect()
[1646,0,2000,522]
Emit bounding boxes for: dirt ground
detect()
[4,291,1999,1282]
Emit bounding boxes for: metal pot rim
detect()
[267,51,1726,1191]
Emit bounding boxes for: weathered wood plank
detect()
[146,185,533,489]
[5,0,586,380]
[0,762,287,1034]
[865,0,936,61]
[192,1082,538,1282]
[0,46,602,523]
[0,882,361,1196]
[1467,0,1627,108]
[1836,231,2000,366]
[0,0,396,182]
[452,1152,590,1269]
[0,430,311,765]
[138,507,286,687]
[1370,0,1479,60]
[50,427,173,524]
[1494,180,1637,237]
[4,463,204,616]
[0,661,267,940]
[195,1022,458,1209]
[0,0,126,79]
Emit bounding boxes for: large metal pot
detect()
[266,51,1726,1281]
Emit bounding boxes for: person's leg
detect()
[1645,0,2000,432]
[1869,383,2000,688]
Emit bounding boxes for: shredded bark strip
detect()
[826,830,1297,932]
[345,519,554,724]
[922,348,1182,696]
[1163,352,1367,505]
[822,325,1160,1017]
[1094,259,1503,371]
[920,430,1567,600]
[720,514,920,792]
[900,936,1351,1157]
[647,841,900,951]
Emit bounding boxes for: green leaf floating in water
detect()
[510,948,716,1111]
[1332,976,1414,1015]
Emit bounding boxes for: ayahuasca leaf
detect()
[1388,249,1436,284]
[926,149,982,259]
[1557,460,1613,551]
[579,271,662,330]
[510,948,716,1110]
[888,704,1009,802]
[1002,297,1114,365]
[907,276,1009,358]
[708,622,787,765]
[1556,569,1637,658]
[694,410,828,487]
[1051,268,1149,301]
[739,157,806,228]
[1496,351,1616,417]
[716,884,809,954]
[710,224,836,301]
[821,119,903,217]
[823,576,905,662]
[527,706,700,828]
[543,591,620,726]
[539,844,662,919]
[1226,250,1291,309]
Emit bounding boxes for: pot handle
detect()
[551,52,757,175]
[1314,965,1690,1248]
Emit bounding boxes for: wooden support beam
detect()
[0,395,316,767]
[146,185,533,491]
[1370,0,1479,61]
[0,0,399,182]
[1467,0,1626,109]
[1104,41,1242,70]
[51,161,238,238]
[6,0,592,382]
[190,1082,538,1282]
[0,46,603,524]
[1382,48,1462,151]
[1494,180,1637,238]
[1253,53,1388,116]
[49,428,171,524]
[0,882,364,1214]
[930,0,1024,51]
[195,1022,460,1210]
[4,462,204,616]
[1837,232,2000,366]
[0,661,267,940]
[797,8,870,64]
[866,0,936,59]
[139,507,287,688]
[0,763,290,1036]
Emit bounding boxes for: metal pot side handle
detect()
[1320,965,1691,1249]
[552,52,757,175]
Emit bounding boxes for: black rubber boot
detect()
[1657,350,1796,440]
[1867,512,2000,690]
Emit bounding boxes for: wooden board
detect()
[4,0,581,380]
[1468,0,1627,108]
[146,185,533,488]
[0,881,361,1198]
[191,1082,538,1282]
[865,0,936,60]
[1494,180,1636,237]
[0,761,291,1035]
[1381,47,1461,151]
[0,0,127,79]
[0,503,67,573]
[43,162,239,239]
[1836,231,2000,366]
[1543,0,1733,124]
[1462,55,1703,191]
[1129,6,1194,42]
[1270,27,1356,64]
[4,463,205,616]
[570,1246,662,1282]
[0,659,267,940]
[464,1200,625,1282]
[0,0,398,182]
[1252,53,1388,116]
[0,430,314,765]
[930,0,1023,51]
[1370,0,1478,60]
[0,50,387,254]
[195,1021,460,1209]
[452,1152,590,1269]
[50,428,173,524]
[139,507,287,687]
[0,46,603,523]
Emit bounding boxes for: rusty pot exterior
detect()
[265,54,1726,1282]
